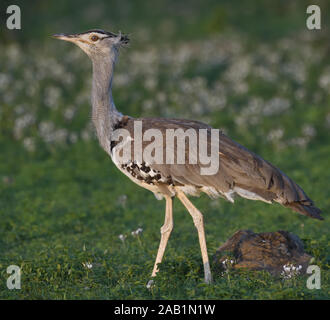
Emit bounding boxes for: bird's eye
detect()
[90,35,99,42]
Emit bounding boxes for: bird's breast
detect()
[110,142,174,196]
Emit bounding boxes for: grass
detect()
[0,140,329,299]
[0,0,329,299]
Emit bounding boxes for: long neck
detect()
[91,50,122,155]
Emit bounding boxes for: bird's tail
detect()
[267,166,324,221]
[284,201,323,220]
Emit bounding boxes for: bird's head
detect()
[52,29,129,60]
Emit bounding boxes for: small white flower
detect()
[23,137,36,152]
[64,107,75,121]
[302,125,316,138]
[221,258,235,270]
[119,234,127,242]
[82,262,93,269]
[132,228,143,236]
[281,263,301,279]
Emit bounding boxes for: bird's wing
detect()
[211,133,323,220]
[117,116,323,220]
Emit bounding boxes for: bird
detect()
[53,29,323,285]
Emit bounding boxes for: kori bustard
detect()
[53,29,323,284]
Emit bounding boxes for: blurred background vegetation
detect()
[0,0,329,299]
[1,0,330,43]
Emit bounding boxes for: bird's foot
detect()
[204,272,212,284]
[204,265,213,284]
[146,279,154,290]
[204,275,212,284]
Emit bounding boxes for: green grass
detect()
[0,0,329,299]
[0,140,328,299]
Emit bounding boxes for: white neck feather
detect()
[91,49,122,155]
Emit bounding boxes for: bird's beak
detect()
[52,33,78,42]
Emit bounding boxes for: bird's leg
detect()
[176,190,212,284]
[149,195,173,281]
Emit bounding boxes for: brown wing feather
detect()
[215,134,323,220]
[117,116,323,220]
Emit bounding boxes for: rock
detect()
[213,230,312,276]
